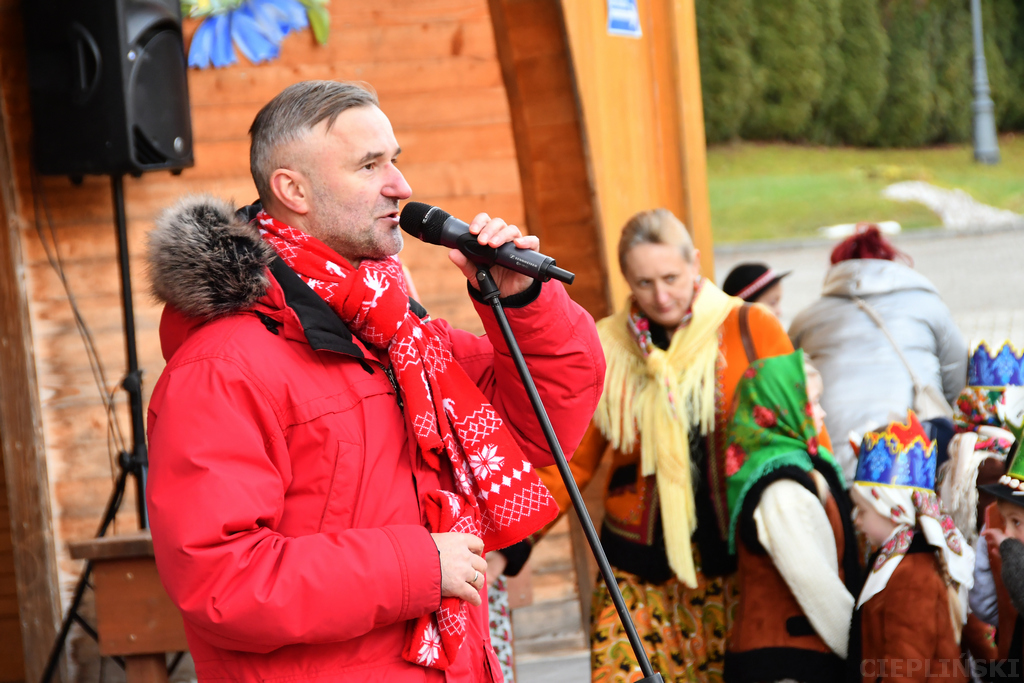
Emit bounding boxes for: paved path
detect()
[715,227,1024,344]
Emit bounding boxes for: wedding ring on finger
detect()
[470,570,480,586]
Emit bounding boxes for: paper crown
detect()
[855,411,936,490]
[968,341,1024,387]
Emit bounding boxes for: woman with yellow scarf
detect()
[538,209,813,683]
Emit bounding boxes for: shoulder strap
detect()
[738,304,758,364]
[852,296,925,389]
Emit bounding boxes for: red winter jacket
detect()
[145,198,604,682]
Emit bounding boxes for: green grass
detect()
[707,134,1024,243]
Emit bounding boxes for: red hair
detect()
[830,223,912,266]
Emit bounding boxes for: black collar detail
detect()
[410,297,428,319]
[270,258,366,359]
[236,200,263,224]
[905,531,932,554]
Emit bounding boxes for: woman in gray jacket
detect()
[789,225,968,480]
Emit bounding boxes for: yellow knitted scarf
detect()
[594,282,741,587]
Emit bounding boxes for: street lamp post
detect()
[971,0,1000,164]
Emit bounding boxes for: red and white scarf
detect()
[257,212,559,668]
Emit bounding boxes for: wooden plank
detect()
[68,532,153,561]
[0,595,18,614]
[29,446,121,484]
[504,0,568,61]
[671,0,715,278]
[57,515,142,558]
[0,28,62,683]
[191,17,500,67]
[401,159,522,199]
[54,478,138,519]
[92,557,188,656]
[380,88,512,129]
[19,176,257,230]
[0,616,26,683]
[558,0,709,309]
[323,0,490,26]
[488,0,609,320]
[647,0,688,223]
[186,58,504,112]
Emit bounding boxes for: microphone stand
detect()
[474,265,663,683]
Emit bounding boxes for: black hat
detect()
[721,263,791,302]
[979,482,1024,508]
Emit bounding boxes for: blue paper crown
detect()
[854,412,936,490]
[969,341,1024,387]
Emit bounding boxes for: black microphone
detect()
[399,202,575,285]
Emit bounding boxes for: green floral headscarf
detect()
[724,349,844,553]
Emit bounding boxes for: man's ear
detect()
[692,248,701,277]
[269,167,310,215]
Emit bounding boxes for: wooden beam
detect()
[671,0,715,280]
[487,0,610,320]
[0,76,63,683]
[556,0,715,307]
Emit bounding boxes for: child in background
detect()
[721,262,790,319]
[724,351,859,683]
[849,413,975,682]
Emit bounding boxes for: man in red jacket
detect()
[145,80,604,682]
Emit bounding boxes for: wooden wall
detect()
[0,454,26,682]
[0,0,543,678]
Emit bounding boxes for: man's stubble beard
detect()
[306,192,403,264]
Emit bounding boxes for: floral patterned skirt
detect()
[488,575,515,683]
[590,564,737,683]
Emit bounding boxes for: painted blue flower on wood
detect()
[183,0,330,69]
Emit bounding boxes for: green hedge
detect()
[806,0,845,143]
[929,0,973,143]
[989,0,1024,129]
[742,0,826,140]
[826,0,890,144]
[695,0,1024,146]
[875,0,933,146]
[696,0,754,143]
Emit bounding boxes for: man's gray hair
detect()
[249,80,379,203]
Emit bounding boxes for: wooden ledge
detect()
[68,531,154,561]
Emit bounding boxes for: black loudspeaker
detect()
[22,0,194,178]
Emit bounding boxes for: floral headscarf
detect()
[724,350,844,552]
[851,484,974,630]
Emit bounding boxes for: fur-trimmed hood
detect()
[148,195,275,319]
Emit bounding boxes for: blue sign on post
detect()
[607,0,642,38]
